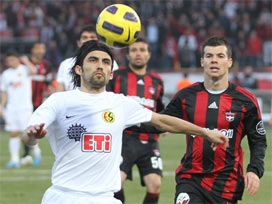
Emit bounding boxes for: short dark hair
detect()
[6,51,19,58]
[78,25,96,40]
[201,37,232,58]
[127,37,150,53]
[70,40,114,88]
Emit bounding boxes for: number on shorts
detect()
[151,157,163,170]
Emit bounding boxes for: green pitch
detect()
[0,128,271,204]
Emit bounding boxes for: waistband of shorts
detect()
[50,185,114,197]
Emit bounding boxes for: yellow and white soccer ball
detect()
[96,4,141,48]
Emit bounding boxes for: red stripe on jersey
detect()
[236,86,261,119]
[192,91,208,172]
[201,94,231,191]
[127,72,137,95]
[114,75,121,93]
[222,106,246,200]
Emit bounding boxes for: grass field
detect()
[0,128,271,204]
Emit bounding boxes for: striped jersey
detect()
[31,59,51,109]
[107,66,164,142]
[162,82,267,201]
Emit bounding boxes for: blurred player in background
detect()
[108,38,164,204]
[56,25,118,92]
[22,40,228,204]
[21,42,52,167]
[0,52,36,168]
[162,37,267,204]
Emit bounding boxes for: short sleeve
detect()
[123,97,152,128]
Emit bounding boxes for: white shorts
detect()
[4,108,32,132]
[41,186,122,204]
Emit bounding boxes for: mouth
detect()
[210,66,220,72]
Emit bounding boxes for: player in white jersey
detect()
[23,40,228,204]
[0,52,36,168]
[56,25,118,92]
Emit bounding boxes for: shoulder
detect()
[149,71,163,82]
[59,57,75,68]
[232,84,258,104]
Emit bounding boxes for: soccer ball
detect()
[96,4,141,48]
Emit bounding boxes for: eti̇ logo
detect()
[176,193,190,204]
[82,133,112,152]
[103,111,115,123]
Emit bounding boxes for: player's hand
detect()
[20,55,31,64]
[26,123,47,139]
[161,132,169,137]
[245,172,260,196]
[205,129,229,151]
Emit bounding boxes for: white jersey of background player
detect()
[23,41,228,204]
[56,25,118,92]
[0,53,36,168]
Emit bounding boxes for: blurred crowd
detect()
[0,0,272,72]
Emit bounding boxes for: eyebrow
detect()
[88,56,111,61]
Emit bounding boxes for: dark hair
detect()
[127,37,150,53]
[78,25,96,40]
[6,51,19,58]
[70,40,114,88]
[201,37,232,58]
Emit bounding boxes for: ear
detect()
[228,58,233,69]
[75,65,82,75]
[76,40,81,48]
[200,58,204,67]
[109,71,114,80]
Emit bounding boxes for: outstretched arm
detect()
[22,123,47,146]
[147,112,229,150]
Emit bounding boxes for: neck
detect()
[80,83,106,94]
[31,56,41,64]
[129,65,147,75]
[204,76,229,91]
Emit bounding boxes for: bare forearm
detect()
[149,113,208,139]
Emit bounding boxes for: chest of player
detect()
[55,105,125,153]
[183,93,246,137]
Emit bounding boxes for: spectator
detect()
[240,65,257,90]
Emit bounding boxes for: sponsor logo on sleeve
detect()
[256,120,266,135]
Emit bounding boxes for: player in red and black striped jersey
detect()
[162,37,267,204]
[21,42,51,166]
[107,38,164,204]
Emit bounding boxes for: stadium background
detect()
[0,0,271,203]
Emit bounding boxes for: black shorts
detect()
[174,179,238,204]
[120,135,163,186]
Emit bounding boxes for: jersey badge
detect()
[82,133,112,152]
[149,87,155,95]
[256,120,266,135]
[67,123,87,142]
[225,111,237,122]
[103,111,115,123]
[176,193,190,204]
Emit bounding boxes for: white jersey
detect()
[1,64,33,111]
[28,89,152,194]
[57,57,119,91]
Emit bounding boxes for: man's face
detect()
[76,50,113,89]
[201,45,232,80]
[126,42,151,69]
[31,43,46,59]
[77,31,98,47]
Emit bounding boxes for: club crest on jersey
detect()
[149,87,155,95]
[225,111,237,122]
[103,111,115,123]
[82,133,112,152]
[176,193,190,204]
[67,124,87,142]
[256,120,266,135]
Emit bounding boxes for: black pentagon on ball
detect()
[102,21,124,35]
[123,12,138,22]
[97,33,106,43]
